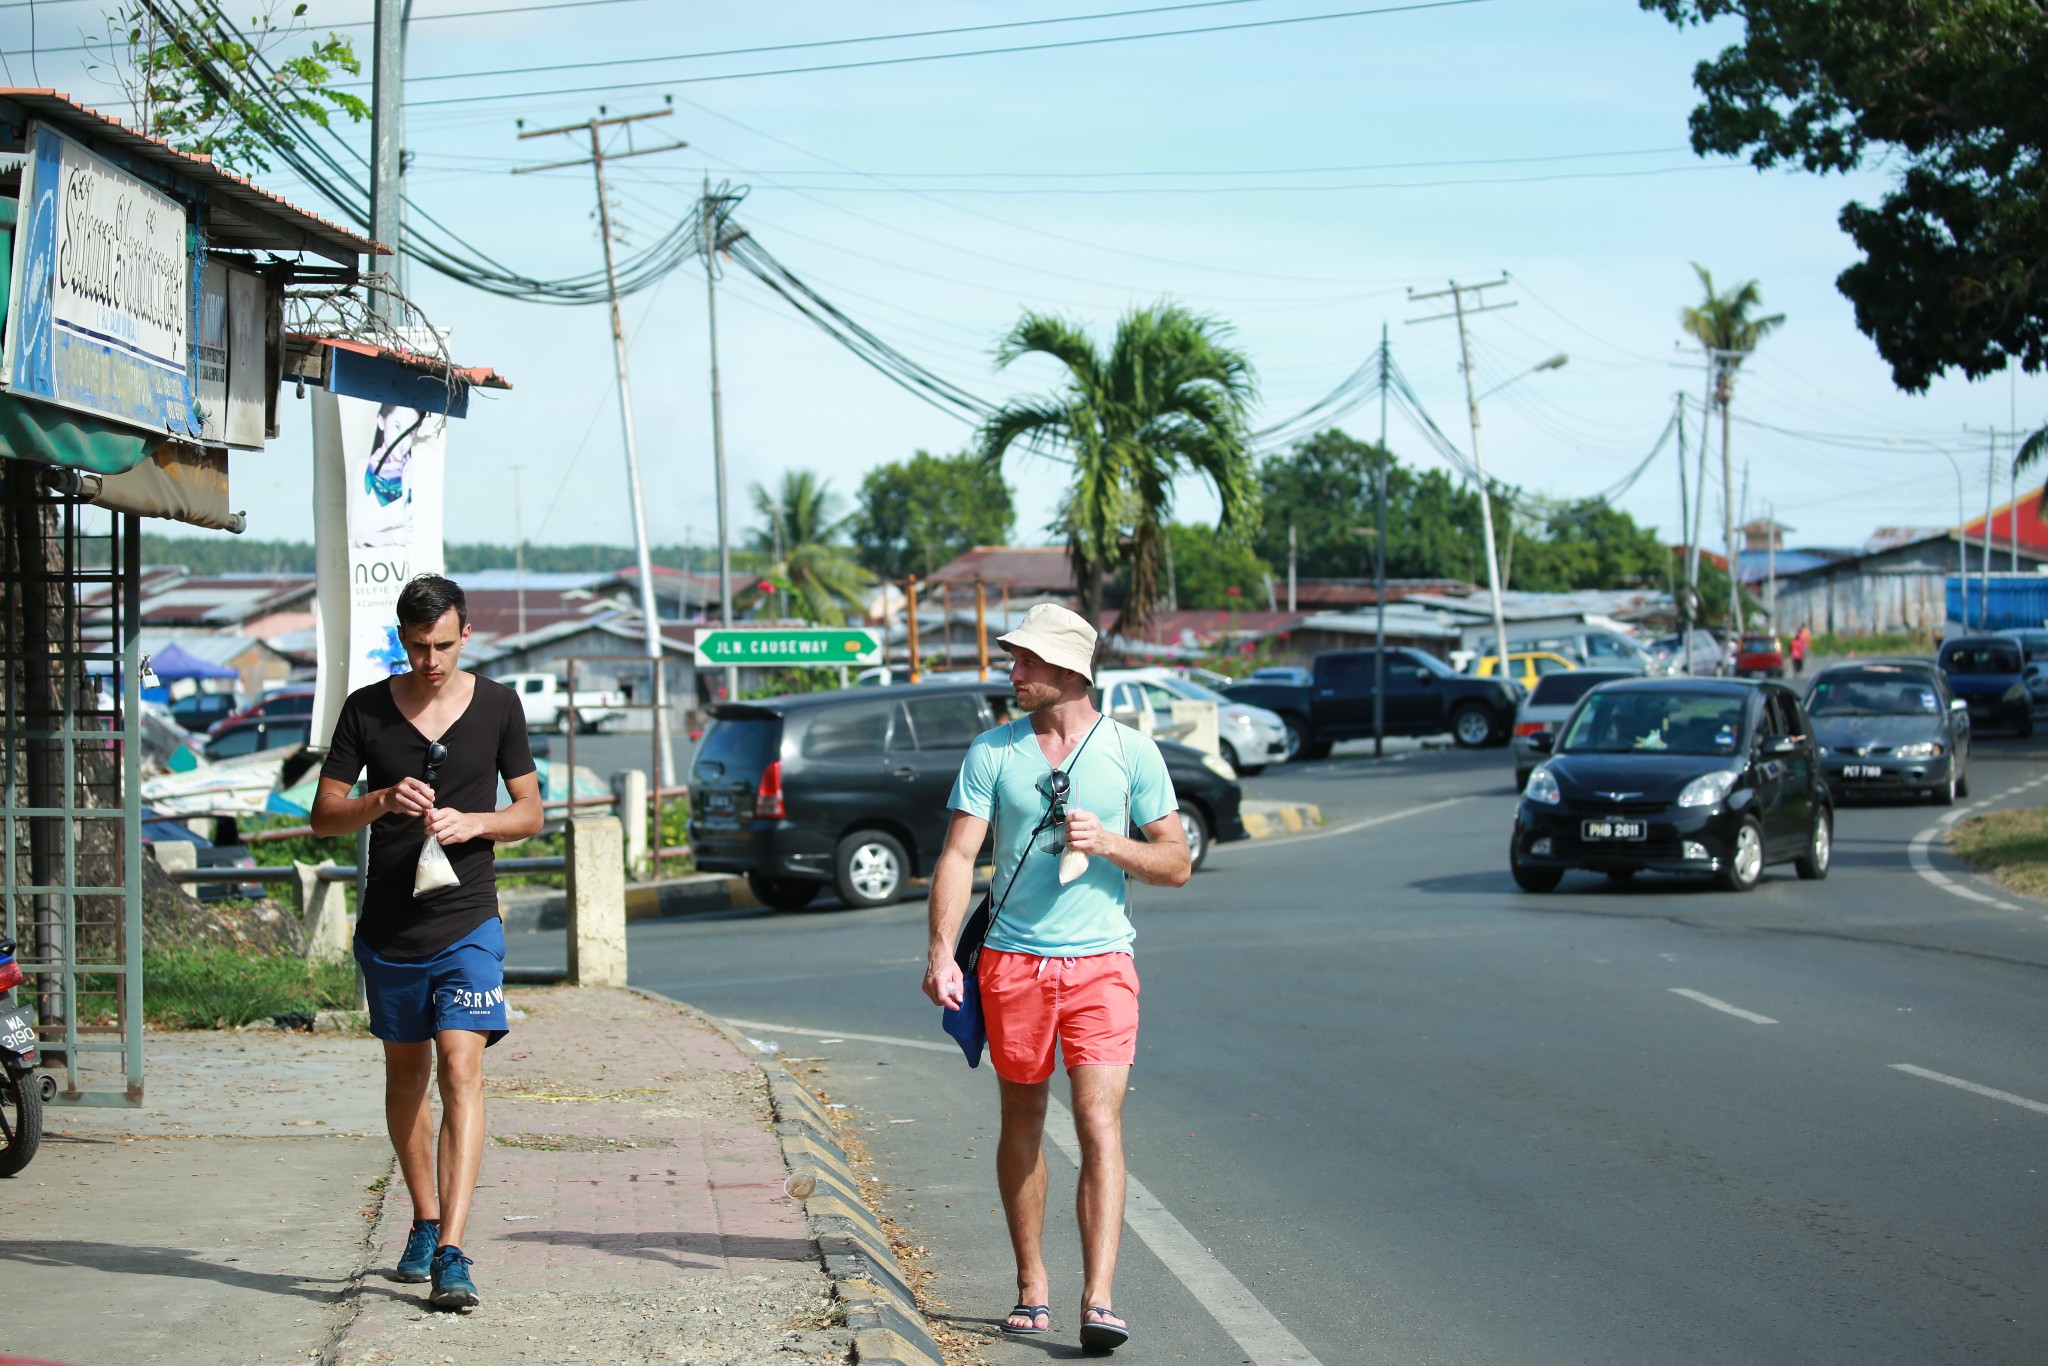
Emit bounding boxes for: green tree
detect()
[1165,523,1273,610]
[979,304,1259,639]
[742,470,870,625]
[847,449,1014,578]
[89,2,368,176]
[1641,0,2045,394]
[1254,430,1492,584]
[1512,503,1670,592]
[1682,264,1784,627]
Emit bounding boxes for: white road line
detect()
[1669,988,1778,1025]
[726,1017,1324,1366]
[1906,778,2032,911]
[1889,1063,2048,1117]
[1234,795,1473,849]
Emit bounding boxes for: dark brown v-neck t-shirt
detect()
[321,675,535,959]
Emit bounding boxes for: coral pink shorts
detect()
[979,949,1140,1085]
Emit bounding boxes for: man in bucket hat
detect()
[923,603,1191,1353]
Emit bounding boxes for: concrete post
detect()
[150,841,197,875]
[611,768,649,878]
[295,859,351,964]
[1169,700,1221,759]
[566,816,626,987]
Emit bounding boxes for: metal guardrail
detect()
[169,854,568,885]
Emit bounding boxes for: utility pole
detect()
[699,177,748,701]
[1374,322,1390,759]
[1968,425,1998,628]
[1765,500,1777,627]
[1408,278,1516,686]
[514,107,685,785]
[1673,391,1693,673]
[513,464,527,643]
[368,0,408,321]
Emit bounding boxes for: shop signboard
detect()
[2,121,197,435]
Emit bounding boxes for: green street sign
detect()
[694,627,884,667]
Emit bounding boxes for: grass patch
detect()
[1812,631,1936,658]
[1948,808,2048,899]
[143,946,360,1029]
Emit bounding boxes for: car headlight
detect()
[1523,766,1561,805]
[1678,770,1740,808]
[1225,709,1256,726]
[1200,752,1236,779]
[1893,741,1943,759]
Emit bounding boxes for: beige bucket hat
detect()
[997,603,1099,682]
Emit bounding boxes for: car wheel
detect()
[1511,853,1563,893]
[1451,705,1494,749]
[1279,716,1306,760]
[834,831,908,909]
[1178,800,1210,874]
[1957,767,1971,798]
[1514,767,1531,792]
[1219,740,1240,772]
[2022,712,2037,739]
[1715,818,1765,892]
[1932,771,1957,806]
[746,873,821,911]
[1795,807,1832,881]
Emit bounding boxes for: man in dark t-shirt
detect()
[312,574,542,1312]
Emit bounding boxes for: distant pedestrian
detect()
[310,574,543,1311]
[1791,625,1811,676]
[923,603,1191,1353]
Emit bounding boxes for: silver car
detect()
[1099,668,1290,775]
[1512,669,1637,789]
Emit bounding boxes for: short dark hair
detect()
[396,574,468,630]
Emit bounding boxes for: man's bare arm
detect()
[310,773,432,837]
[1063,808,1191,887]
[922,810,990,1009]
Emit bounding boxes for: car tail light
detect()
[0,958,21,994]
[755,761,787,819]
[1514,722,1548,737]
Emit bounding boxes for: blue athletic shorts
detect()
[355,917,510,1046]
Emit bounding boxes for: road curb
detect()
[1241,799,1325,839]
[501,872,759,932]
[644,991,946,1366]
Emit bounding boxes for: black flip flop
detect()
[1080,1305,1130,1352]
[1003,1303,1052,1335]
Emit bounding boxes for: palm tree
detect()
[743,470,870,625]
[1682,265,1784,630]
[978,303,1258,643]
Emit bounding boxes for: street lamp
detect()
[1467,352,1568,680]
[1935,448,1969,626]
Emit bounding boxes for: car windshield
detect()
[1153,676,1232,704]
[1943,643,2022,674]
[1409,652,1456,677]
[1558,691,1747,755]
[1808,671,1942,716]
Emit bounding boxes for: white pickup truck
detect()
[499,673,628,734]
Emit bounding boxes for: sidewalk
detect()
[12,988,939,1366]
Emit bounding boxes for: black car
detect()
[1937,636,2034,737]
[1807,662,1971,804]
[204,716,311,762]
[689,681,1246,910]
[1222,647,1519,757]
[1510,677,1832,893]
[142,811,262,901]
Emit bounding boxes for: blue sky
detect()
[6,0,2044,561]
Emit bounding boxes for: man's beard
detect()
[1015,681,1063,713]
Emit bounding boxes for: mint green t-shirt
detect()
[947,715,1178,958]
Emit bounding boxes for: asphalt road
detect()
[509,727,2048,1364]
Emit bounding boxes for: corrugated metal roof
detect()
[1,89,382,264]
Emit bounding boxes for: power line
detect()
[3,0,660,52]
[405,0,1506,107]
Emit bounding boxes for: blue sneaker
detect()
[394,1221,439,1283]
[429,1245,478,1310]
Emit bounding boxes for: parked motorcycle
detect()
[0,937,43,1176]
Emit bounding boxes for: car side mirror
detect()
[1527,732,1554,753]
[1951,698,1968,712]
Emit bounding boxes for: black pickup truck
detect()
[1221,648,1519,758]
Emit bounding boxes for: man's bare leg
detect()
[383,1041,439,1221]
[996,1076,1053,1329]
[1070,1064,1130,1331]
[433,1029,488,1249]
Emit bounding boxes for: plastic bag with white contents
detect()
[414,836,461,896]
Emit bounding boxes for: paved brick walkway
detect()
[331,987,849,1365]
